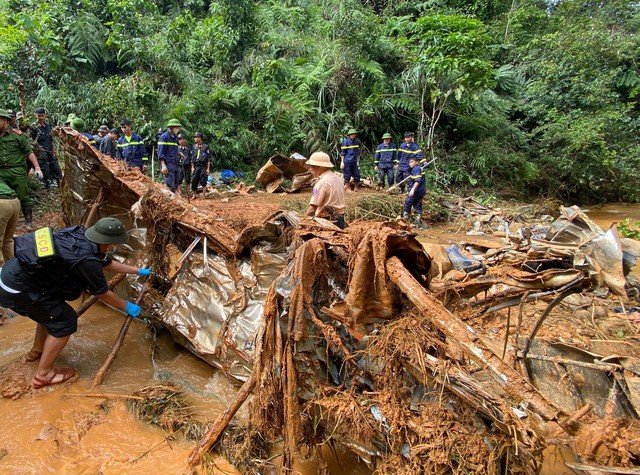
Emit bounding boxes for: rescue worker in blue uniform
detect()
[374,132,397,190]
[70,118,96,145]
[30,107,62,189]
[403,156,427,229]
[191,132,210,196]
[0,217,149,389]
[157,119,182,192]
[340,128,361,192]
[395,131,423,192]
[116,119,147,172]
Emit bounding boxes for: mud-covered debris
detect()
[256,153,311,193]
[0,358,34,400]
[57,127,640,472]
[129,383,204,439]
[217,425,269,474]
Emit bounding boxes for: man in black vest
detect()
[30,107,61,189]
[0,217,150,389]
[191,132,210,196]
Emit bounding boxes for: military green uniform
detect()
[0,178,20,265]
[0,127,33,210]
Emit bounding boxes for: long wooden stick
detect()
[90,282,149,388]
[90,316,134,389]
[76,273,127,317]
[65,393,144,400]
[188,319,266,467]
[188,371,257,467]
[386,256,562,423]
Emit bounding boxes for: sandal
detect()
[26,350,43,362]
[33,368,78,389]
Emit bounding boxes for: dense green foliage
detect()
[1,0,638,202]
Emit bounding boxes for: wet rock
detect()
[574,309,592,321]
[563,294,593,310]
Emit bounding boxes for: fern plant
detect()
[64,11,108,71]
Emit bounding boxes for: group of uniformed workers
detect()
[54,115,209,196]
[340,129,428,228]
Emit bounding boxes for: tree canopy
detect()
[1,0,638,202]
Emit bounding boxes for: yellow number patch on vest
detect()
[35,227,55,258]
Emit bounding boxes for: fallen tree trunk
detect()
[386,256,563,423]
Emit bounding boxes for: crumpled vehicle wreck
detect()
[59,128,640,474]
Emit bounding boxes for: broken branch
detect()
[76,273,127,317]
[90,281,150,388]
[188,371,257,467]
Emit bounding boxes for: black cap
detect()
[120,118,131,126]
[177,133,186,139]
[194,131,203,138]
[6,109,16,118]
[35,107,46,114]
[404,131,414,138]
[109,128,119,135]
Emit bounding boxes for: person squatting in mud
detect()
[0,218,150,389]
[305,151,347,229]
[158,119,182,192]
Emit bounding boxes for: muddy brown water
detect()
[0,300,370,474]
[586,202,640,228]
[0,303,239,474]
[0,203,638,474]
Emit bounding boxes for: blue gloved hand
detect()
[124,301,141,318]
[138,268,152,276]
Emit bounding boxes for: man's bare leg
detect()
[31,323,48,354]
[35,334,71,379]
